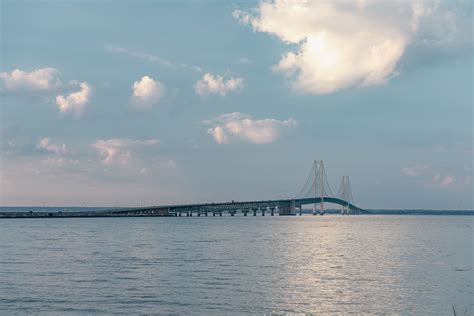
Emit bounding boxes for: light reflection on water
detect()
[0,215,472,314]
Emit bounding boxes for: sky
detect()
[1,0,472,209]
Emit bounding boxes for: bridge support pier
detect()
[261,208,265,216]
[253,208,257,216]
[242,210,248,216]
[270,208,274,216]
[279,200,296,216]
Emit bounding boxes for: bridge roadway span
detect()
[0,198,366,218]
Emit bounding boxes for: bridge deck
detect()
[0,198,365,218]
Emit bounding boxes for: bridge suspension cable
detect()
[294,160,335,199]
[336,176,354,203]
[293,162,316,199]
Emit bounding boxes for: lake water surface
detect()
[0,215,472,314]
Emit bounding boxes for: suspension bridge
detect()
[0,160,366,218]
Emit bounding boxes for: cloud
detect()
[234,1,459,94]
[401,165,430,177]
[463,176,471,185]
[408,2,473,61]
[131,76,164,107]
[432,144,447,152]
[433,173,456,187]
[0,68,61,91]
[55,82,91,115]
[105,46,202,72]
[440,175,455,187]
[91,138,159,166]
[403,165,464,188]
[194,73,243,96]
[236,57,252,64]
[205,112,297,144]
[157,159,177,169]
[35,137,76,168]
[36,137,67,154]
[1,68,94,116]
[432,174,455,187]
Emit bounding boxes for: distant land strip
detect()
[0,208,473,218]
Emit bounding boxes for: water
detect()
[0,215,472,314]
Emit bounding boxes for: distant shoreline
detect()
[360,210,473,216]
[305,209,474,215]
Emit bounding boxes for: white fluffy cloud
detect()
[36,137,67,154]
[131,76,164,107]
[91,138,159,165]
[205,112,297,144]
[55,82,91,115]
[0,68,61,91]
[1,68,93,116]
[234,1,440,94]
[194,73,243,96]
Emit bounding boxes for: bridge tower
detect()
[313,160,317,215]
[312,160,327,215]
[314,160,327,215]
[337,176,354,215]
[294,160,332,215]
